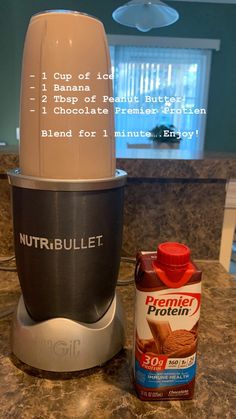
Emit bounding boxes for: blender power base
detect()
[11,294,124,372]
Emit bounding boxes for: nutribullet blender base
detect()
[12,294,124,372]
[8,169,127,372]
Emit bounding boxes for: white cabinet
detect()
[219,179,236,270]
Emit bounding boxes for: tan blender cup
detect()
[20,10,116,179]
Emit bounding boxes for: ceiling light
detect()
[112,0,179,32]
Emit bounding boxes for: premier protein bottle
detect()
[133,242,202,401]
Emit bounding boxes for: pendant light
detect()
[112,0,179,32]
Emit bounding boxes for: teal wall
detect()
[0,0,236,151]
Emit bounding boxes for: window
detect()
[108,36,220,155]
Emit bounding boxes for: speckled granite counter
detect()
[1,149,236,260]
[1,147,236,179]
[0,261,235,418]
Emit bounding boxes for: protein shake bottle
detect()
[133,242,202,401]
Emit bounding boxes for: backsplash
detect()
[122,178,225,259]
[0,178,13,256]
[1,150,236,260]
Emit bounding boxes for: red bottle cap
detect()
[157,242,190,270]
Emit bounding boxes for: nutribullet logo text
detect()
[19,233,104,251]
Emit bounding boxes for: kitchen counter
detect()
[2,147,236,179]
[0,261,235,418]
[2,149,236,260]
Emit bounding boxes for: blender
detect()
[8,10,127,372]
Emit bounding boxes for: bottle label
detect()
[134,282,201,399]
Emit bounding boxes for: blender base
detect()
[11,294,124,372]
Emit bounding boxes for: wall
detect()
[0,1,236,152]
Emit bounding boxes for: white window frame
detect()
[108,35,220,51]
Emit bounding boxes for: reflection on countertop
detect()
[117,143,236,161]
[0,261,235,418]
[1,146,236,179]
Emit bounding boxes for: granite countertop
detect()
[0,261,235,418]
[1,147,236,179]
